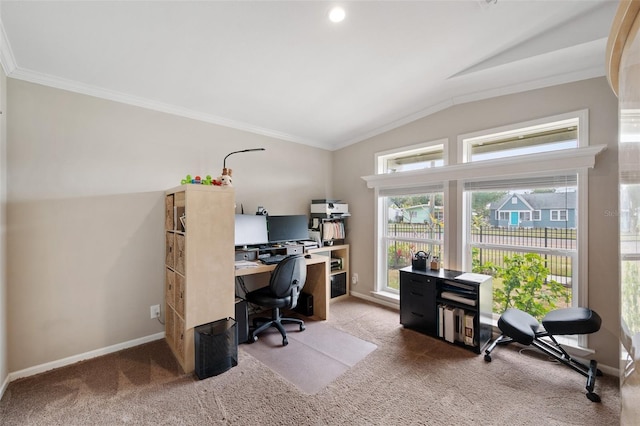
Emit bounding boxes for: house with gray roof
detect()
[488,192,576,228]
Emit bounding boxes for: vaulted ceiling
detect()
[0,1,618,150]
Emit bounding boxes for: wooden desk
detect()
[234,255,331,320]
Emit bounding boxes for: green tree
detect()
[494,253,569,319]
[472,192,506,218]
[622,261,640,333]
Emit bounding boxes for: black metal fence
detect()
[387,223,574,283]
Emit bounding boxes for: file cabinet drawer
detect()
[400,271,437,334]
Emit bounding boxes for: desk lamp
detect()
[221,148,266,180]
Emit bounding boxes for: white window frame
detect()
[533,210,541,221]
[457,110,591,348]
[371,139,448,300]
[551,209,568,221]
[362,110,606,335]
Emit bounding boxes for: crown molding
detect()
[0,17,16,76]
[7,66,330,150]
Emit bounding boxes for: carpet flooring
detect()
[242,319,377,394]
[0,297,621,425]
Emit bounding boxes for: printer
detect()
[310,199,350,218]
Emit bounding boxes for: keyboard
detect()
[261,254,288,265]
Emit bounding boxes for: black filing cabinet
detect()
[400,266,493,354]
[399,270,438,334]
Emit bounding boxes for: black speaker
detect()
[294,292,313,316]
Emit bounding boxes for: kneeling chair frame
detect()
[484,325,602,402]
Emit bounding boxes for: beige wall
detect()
[1,66,7,388]
[335,77,621,369]
[4,76,622,374]
[6,79,332,372]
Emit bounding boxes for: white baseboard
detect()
[350,290,399,310]
[7,332,165,383]
[0,373,9,401]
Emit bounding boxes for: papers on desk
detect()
[234,260,259,270]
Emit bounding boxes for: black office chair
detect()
[245,254,307,346]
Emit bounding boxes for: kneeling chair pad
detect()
[541,307,601,336]
[497,308,540,345]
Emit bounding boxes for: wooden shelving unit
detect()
[164,185,235,373]
[307,244,349,300]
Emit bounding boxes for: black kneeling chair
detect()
[245,254,307,346]
[484,307,603,402]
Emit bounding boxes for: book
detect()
[455,308,465,342]
[444,306,455,343]
[464,313,475,346]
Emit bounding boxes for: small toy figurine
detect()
[220,174,232,186]
[220,168,233,186]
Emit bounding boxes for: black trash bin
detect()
[194,317,238,380]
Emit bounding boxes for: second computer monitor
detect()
[267,215,309,243]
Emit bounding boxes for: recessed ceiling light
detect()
[329,6,346,23]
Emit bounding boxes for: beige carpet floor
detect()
[0,297,620,425]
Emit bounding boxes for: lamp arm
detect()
[223,148,266,169]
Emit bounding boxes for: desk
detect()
[234,254,331,320]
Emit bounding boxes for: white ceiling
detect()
[0,1,619,151]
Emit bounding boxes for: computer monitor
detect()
[267,215,309,243]
[234,214,269,248]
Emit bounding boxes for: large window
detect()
[374,140,446,294]
[461,111,588,341]
[364,110,602,349]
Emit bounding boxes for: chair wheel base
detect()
[587,392,601,403]
[282,337,288,346]
[484,354,492,362]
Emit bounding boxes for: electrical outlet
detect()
[352,273,358,285]
[150,304,160,319]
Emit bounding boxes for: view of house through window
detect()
[462,113,585,324]
[466,183,576,319]
[373,112,588,335]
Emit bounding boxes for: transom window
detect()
[377,140,445,174]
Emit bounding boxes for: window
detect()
[463,116,579,162]
[380,188,444,293]
[363,110,602,349]
[373,140,447,294]
[461,111,589,346]
[519,211,531,222]
[551,210,568,221]
[377,141,445,173]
